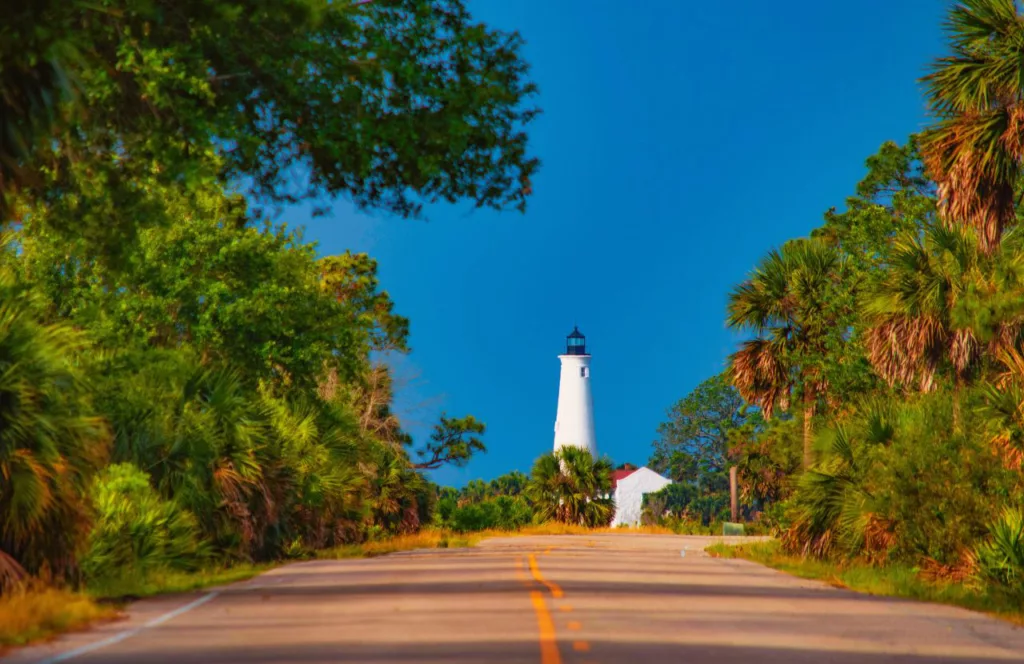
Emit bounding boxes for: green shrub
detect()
[490,495,533,530]
[784,392,1023,566]
[445,495,534,532]
[756,501,789,536]
[432,495,459,528]
[974,508,1024,599]
[81,463,208,584]
[450,503,494,532]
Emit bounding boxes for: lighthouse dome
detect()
[565,326,587,356]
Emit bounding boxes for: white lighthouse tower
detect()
[553,327,597,457]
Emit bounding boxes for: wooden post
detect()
[729,466,738,523]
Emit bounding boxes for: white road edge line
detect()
[36,591,221,664]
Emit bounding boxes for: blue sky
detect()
[287,0,948,487]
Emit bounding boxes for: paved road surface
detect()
[7,534,1024,663]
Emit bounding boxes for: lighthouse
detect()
[553,327,597,457]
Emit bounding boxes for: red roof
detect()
[611,468,637,489]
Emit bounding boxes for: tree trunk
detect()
[802,388,816,470]
[729,466,738,522]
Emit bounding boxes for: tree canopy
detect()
[649,372,751,489]
[2,0,540,256]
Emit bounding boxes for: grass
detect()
[86,563,275,602]
[0,584,116,650]
[706,540,1024,625]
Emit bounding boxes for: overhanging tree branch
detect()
[413,414,486,470]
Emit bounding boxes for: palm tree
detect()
[0,278,107,587]
[863,224,1024,421]
[364,443,427,536]
[920,0,1024,253]
[727,238,844,470]
[864,226,979,389]
[527,447,614,527]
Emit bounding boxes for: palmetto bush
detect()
[0,279,108,588]
[784,392,1020,567]
[89,347,380,561]
[81,463,208,584]
[90,351,265,558]
[259,393,367,553]
[973,507,1024,599]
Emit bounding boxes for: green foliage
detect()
[413,414,486,470]
[813,137,935,278]
[641,484,730,529]
[434,477,535,532]
[0,0,524,595]
[488,495,535,531]
[2,0,541,252]
[488,471,530,497]
[727,237,855,468]
[717,123,1024,607]
[81,464,208,584]
[448,498,533,532]
[527,447,614,527]
[19,187,372,391]
[727,415,801,510]
[649,372,748,490]
[642,483,697,516]
[0,276,108,587]
[974,508,1024,600]
[783,392,1022,566]
[449,503,492,533]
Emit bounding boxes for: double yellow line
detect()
[522,551,565,664]
[528,552,564,598]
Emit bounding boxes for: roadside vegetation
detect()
[707,540,1024,626]
[653,0,1024,618]
[0,585,115,650]
[0,0,540,649]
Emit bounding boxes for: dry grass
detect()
[317,523,678,560]
[323,530,478,559]
[0,584,115,649]
[318,523,678,560]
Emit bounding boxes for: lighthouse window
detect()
[580,367,589,378]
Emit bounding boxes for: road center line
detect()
[529,590,562,664]
[528,552,564,598]
[37,591,221,664]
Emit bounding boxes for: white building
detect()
[610,467,673,527]
[550,327,671,527]
[553,327,597,457]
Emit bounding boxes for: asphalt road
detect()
[7,534,1024,663]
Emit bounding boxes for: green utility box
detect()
[722,522,745,536]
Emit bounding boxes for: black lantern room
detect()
[566,326,587,355]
